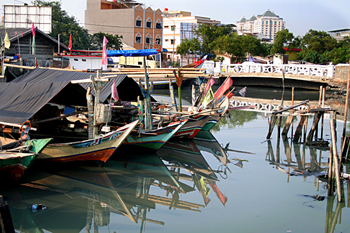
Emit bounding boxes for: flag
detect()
[4,32,10,49]
[203,76,216,97]
[32,23,36,55]
[214,77,233,100]
[111,80,119,102]
[202,87,214,108]
[68,34,72,51]
[102,36,108,66]
[238,86,247,97]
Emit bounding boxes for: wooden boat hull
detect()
[0,138,53,182]
[0,153,37,182]
[37,120,139,165]
[174,116,209,139]
[201,115,221,131]
[122,120,186,151]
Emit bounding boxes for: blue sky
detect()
[2,0,350,36]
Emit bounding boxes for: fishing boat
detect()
[37,120,139,166]
[0,138,52,183]
[121,120,186,151]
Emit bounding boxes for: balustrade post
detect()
[328,65,335,78]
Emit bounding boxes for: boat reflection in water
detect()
[157,137,230,207]
[3,135,237,232]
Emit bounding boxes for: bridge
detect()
[201,61,337,90]
[230,96,326,114]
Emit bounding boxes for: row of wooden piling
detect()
[266,85,350,203]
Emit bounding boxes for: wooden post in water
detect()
[293,115,307,143]
[306,112,321,143]
[342,60,350,141]
[291,87,295,139]
[282,109,295,139]
[328,144,334,196]
[266,115,278,139]
[330,117,342,202]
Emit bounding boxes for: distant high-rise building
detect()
[236,9,285,43]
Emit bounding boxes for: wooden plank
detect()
[272,100,309,115]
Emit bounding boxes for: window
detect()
[165,39,169,42]
[146,21,152,28]
[136,36,141,43]
[171,25,175,31]
[136,19,142,27]
[262,21,264,24]
[82,59,86,62]
[155,38,161,45]
[156,22,162,29]
[146,37,151,44]
[266,21,268,24]
[164,25,169,28]
[170,39,175,45]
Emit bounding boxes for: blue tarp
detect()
[107,49,158,57]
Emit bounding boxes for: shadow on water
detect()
[1,133,243,233]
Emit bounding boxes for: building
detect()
[85,0,163,51]
[1,27,69,81]
[162,10,221,66]
[237,9,285,43]
[328,28,350,42]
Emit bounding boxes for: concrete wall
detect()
[85,0,134,45]
[335,64,349,81]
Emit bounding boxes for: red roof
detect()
[283,47,301,52]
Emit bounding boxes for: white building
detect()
[162,10,220,66]
[236,9,285,43]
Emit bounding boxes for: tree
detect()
[90,32,123,50]
[270,29,296,55]
[301,29,338,54]
[195,24,234,55]
[33,0,91,50]
[176,38,201,64]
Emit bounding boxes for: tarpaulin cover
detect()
[107,49,158,57]
[0,68,128,125]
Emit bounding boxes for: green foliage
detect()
[90,32,123,50]
[176,38,201,55]
[270,29,297,55]
[32,0,91,50]
[32,0,123,51]
[194,24,234,55]
[211,110,261,132]
[298,30,349,64]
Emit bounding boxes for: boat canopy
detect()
[0,68,143,126]
[107,49,158,57]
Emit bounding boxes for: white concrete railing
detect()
[207,61,335,78]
